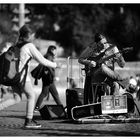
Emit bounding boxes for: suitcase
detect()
[71,102,102,121]
[66,88,84,119]
[39,104,66,120]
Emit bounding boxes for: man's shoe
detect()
[24,118,41,128]
[117,115,127,120]
[118,78,130,89]
[34,106,40,113]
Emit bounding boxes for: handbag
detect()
[43,67,55,84]
[31,64,44,80]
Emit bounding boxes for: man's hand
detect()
[89,61,96,67]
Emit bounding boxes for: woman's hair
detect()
[47,45,56,54]
[94,33,105,43]
[44,45,56,58]
[18,24,35,42]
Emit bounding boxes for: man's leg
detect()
[93,65,122,96]
[84,75,92,104]
[105,80,120,95]
[94,64,123,82]
[100,65,124,95]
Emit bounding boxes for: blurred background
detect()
[1,3,140,60]
[1,3,140,105]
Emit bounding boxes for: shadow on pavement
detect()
[31,128,140,136]
[0,115,25,119]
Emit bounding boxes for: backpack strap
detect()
[20,57,32,87]
[20,57,32,74]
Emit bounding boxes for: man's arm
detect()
[78,46,97,68]
[114,46,125,68]
[78,47,91,65]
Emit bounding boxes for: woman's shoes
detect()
[24,118,41,128]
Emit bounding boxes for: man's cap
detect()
[129,78,137,86]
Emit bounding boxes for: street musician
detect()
[78,33,126,104]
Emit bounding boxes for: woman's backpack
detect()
[0,42,30,86]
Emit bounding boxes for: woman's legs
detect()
[23,81,36,119]
[20,80,41,128]
[35,85,49,109]
[49,83,62,105]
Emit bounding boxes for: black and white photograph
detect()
[0,2,140,137]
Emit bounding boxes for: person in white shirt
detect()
[0,24,57,128]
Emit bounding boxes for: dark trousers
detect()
[93,64,122,95]
[84,64,122,104]
[83,75,93,104]
[36,83,62,108]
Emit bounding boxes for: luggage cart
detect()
[67,56,85,89]
[66,57,85,118]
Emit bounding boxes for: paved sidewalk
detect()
[0,95,140,136]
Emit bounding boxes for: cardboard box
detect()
[101,95,127,114]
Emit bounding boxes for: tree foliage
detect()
[28,4,113,56]
[1,4,140,60]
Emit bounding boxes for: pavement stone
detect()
[0,95,140,136]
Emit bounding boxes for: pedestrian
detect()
[78,33,126,104]
[0,24,57,128]
[34,45,63,112]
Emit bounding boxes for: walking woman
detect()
[34,45,63,112]
[0,24,57,128]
